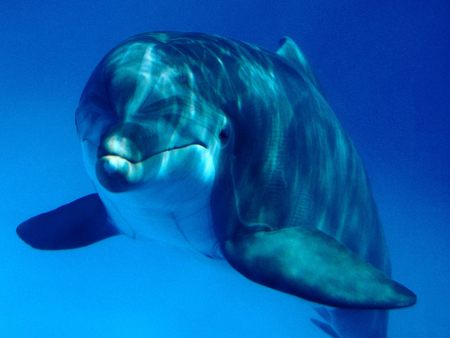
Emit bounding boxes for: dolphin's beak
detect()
[95,123,146,192]
[95,122,209,192]
[96,155,144,192]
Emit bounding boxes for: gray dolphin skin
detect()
[17,32,416,336]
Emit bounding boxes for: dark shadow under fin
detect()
[310,318,341,338]
[17,194,119,250]
[314,306,333,322]
[311,307,341,338]
[224,226,417,309]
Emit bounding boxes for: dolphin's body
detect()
[17,32,416,337]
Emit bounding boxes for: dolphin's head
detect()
[75,33,297,237]
[75,37,231,208]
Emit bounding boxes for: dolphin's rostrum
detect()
[17,32,416,336]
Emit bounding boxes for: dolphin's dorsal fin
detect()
[276,37,320,89]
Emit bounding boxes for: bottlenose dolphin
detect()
[17,32,416,336]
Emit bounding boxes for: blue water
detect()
[1,1,449,337]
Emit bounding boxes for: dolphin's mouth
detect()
[96,143,207,192]
[98,142,207,164]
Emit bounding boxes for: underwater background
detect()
[1,0,448,337]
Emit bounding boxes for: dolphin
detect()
[17,32,416,336]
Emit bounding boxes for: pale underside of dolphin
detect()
[17,32,416,337]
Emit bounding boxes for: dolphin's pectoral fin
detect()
[17,194,119,250]
[223,226,417,309]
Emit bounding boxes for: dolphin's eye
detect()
[219,124,231,146]
[219,130,228,141]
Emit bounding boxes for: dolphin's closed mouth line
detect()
[145,142,208,161]
[99,142,208,164]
